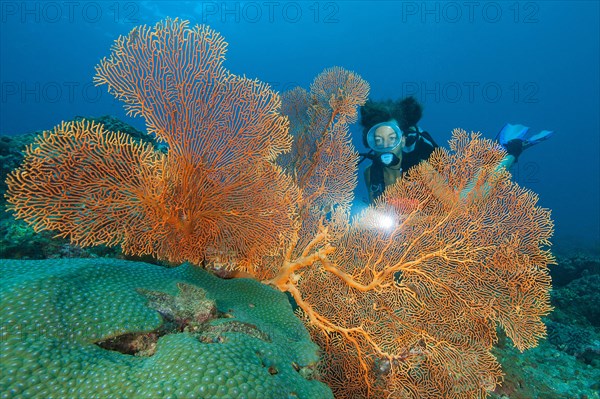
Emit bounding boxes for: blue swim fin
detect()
[497,123,530,145]
[523,129,554,149]
[497,123,554,149]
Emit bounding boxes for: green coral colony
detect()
[0,258,333,399]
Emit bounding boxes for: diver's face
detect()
[373,126,402,151]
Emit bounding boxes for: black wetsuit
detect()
[400,130,438,172]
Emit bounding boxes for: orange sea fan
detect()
[275,68,368,263]
[5,121,163,248]
[5,19,300,270]
[252,67,370,281]
[281,67,369,213]
[289,129,554,398]
[94,19,292,165]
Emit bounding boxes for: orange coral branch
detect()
[266,224,333,290]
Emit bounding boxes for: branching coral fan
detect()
[5,18,554,398]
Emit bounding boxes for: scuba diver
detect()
[359,96,553,203]
[359,96,438,203]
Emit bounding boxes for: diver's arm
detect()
[459,156,513,200]
[460,125,554,199]
[459,132,529,200]
[459,143,520,200]
[497,154,516,171]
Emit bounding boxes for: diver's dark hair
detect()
[392,96,423,132]
[359,96,423,147]
[359,99,393,147]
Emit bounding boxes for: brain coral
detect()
[0,258,332,399]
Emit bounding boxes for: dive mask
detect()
[366,121,403,152]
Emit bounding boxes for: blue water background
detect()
[1,1,598,251]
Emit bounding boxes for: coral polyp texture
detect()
[0,258,331,398]
[4,18,554,398]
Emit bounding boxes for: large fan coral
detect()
[7,20,299,272]
[5,18,554,398]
